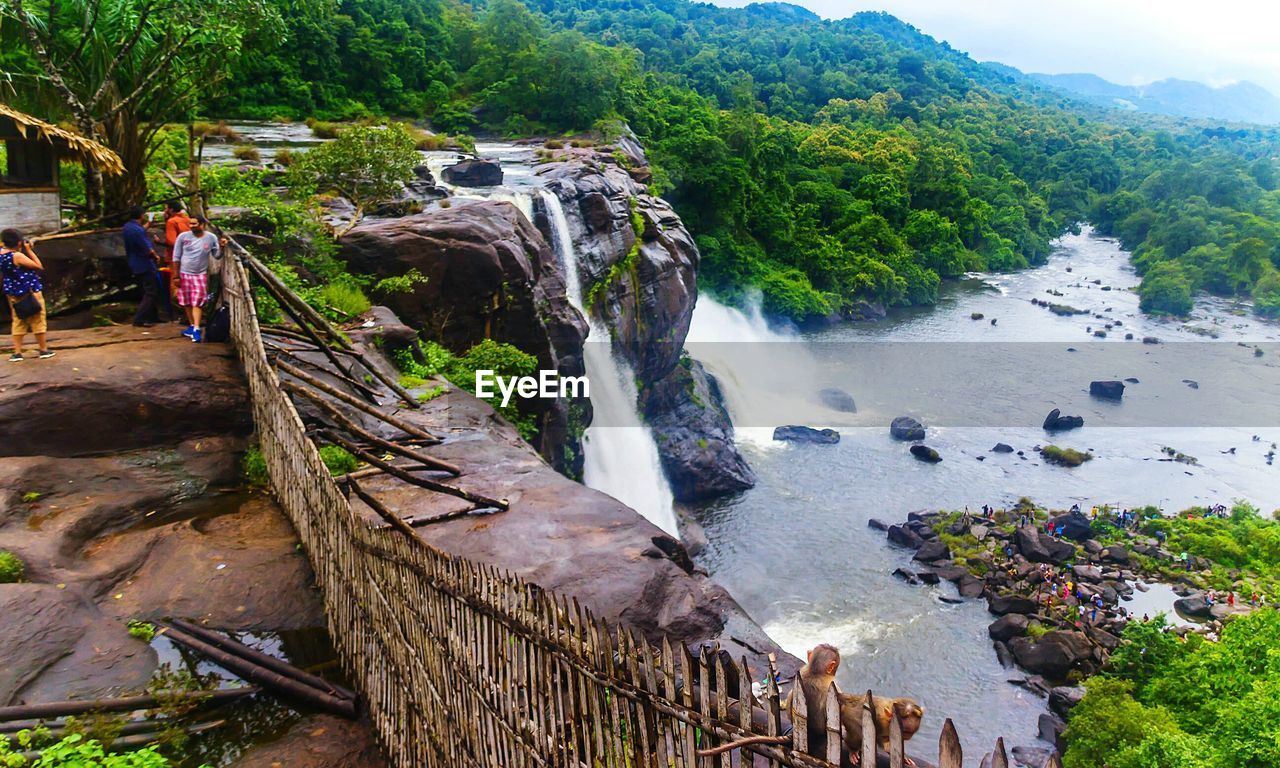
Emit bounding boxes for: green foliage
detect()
[1139,262,1195,316]
[1066,610,1280,768]
[126,620,157,643]
[1140,502,1280,596]
[393,340,539,440]
[319,280,372,318]
[0,732,171,767]
[317,445,360,476]
[241,447,269,488]
[149,0,1278,321]
[373,269,429,296]
[20,492,40,503]
[1040,445,1094,467]
[287,123,420,209]
[0,551,25,584]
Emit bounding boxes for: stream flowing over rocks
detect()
[336,136,753,505]
[682,228,1280,755]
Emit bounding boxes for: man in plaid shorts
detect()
[172,216,226,343]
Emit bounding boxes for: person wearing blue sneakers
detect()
[171,216,226,343]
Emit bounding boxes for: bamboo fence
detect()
[223,253,1060,768]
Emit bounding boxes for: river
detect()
[685,228,1280,755]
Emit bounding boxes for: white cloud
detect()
[711,0,1280,93]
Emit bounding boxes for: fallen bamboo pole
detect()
[0,688,258,723]
[274,358,440,444]
[166,619,358,702]
[268,344,379,400]
[244,255,421,409]
[334,463,443,484]
[347,477,421,541]
[247,262,373,403]
[284,380,460,475]
[370,505,503,531]
[323,430,508,511]
[2,715,214,739]
[158,626,357,719]
[242,255,352,350]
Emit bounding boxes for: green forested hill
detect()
[170,0,1280,320]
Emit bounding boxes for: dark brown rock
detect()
[1008,631,1093,677]
[987,593,1039,616]
[1049,685,1085,717]
[0,326,252,458]
[538,159,698,385]
[233,714,389,768]
[913,540,952,563]
[338,201,588,474]
[641,357,754,502]
[441,158,503,187]
[988,613,1029,641]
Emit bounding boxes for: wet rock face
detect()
[441,158,503,187]
[338,202,589,474]
[773,425,841,444]
[641,357,755,502]
[537,158,698,386]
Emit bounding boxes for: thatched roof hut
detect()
[1,105,124,233]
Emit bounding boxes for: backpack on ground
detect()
[204,303,231,343]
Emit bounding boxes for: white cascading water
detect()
[539,190,679,537]
[685,295,822,444]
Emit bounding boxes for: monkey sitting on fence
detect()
[789,644,924,767]
[838,692,924,766]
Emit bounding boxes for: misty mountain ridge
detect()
[1029,72,1280,125]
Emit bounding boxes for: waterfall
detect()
[540,190,679,537]
[686,295,824,443]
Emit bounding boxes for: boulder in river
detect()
[442,158,503,187]
[643,357,756,502]
[887,524,925,550]
[991,442,1015,453]
[1042,408,1084,431]
[816,387,857,413]
[910,444,942,463]
[890,416,926,441]
[772,425,840,444]
[1174,594,1213,619]
[1008,630,1093,677]
[987,593,1040,616]
[989,613,1029,641]
[913,540,951,563]
[1049,686,1086,717]
[1089,380,1125,400]
[1049,509,1094,541]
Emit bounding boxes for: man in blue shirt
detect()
[122,205,160,327]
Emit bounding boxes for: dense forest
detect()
[7,0,1280,320]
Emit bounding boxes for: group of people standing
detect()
[2,201,226,361]
[124,201,226,342]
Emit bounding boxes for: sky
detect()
[712,0,1280,95]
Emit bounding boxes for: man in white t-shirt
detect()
[172,216,226,343]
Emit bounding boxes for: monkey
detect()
[790,643,842,751]
[837,693,924,767]
[791,646,924,766]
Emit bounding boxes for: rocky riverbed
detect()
[0,325,387,765]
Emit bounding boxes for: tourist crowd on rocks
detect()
[122,202,228,343]
[877,503,1261,679]
[3,200,229,360]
